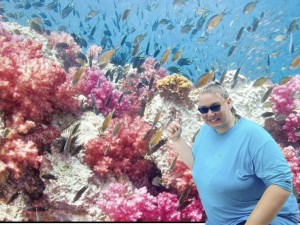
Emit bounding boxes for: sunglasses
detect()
[198,99,227,114]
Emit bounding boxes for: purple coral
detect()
[78,68,132,117]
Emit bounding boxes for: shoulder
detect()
[239,118,270,136]
[237,118,276,149]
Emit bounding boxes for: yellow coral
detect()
[156,74,193,101]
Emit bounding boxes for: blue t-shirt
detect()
[192,118,299,225]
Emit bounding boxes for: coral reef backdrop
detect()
[0,19,300,222]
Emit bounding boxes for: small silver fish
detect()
[152,176,163,187]
[261,86,274,103]
[261,112,274,118]
[274,114,287,122]
[73,185,88,203]
[61,2,74,19]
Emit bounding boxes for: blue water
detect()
[1,0,300,84]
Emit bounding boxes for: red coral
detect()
[25,126,60,149]
[0,22,80,180]
[85,115,153,181]
[0,36,80,123]
[0,139,42,179]
[161,146,198,198]
[264,118,289,147]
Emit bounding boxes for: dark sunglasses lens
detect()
[198,104,221,114]
[198,107,209,114]
[210,105,221,112]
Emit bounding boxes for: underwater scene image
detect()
[0,0,300,222]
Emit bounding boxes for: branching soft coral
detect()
[84,115,153,181]
[0,139,42,179]
[0,34,80,123]
[283,112,300,143]
[98,182,206,222]
[161,147,199,199]
[281,146,300,194]
[271,75,300,115]
[0,21,80,181]
[270,75,300,143]
[264,118,290,147]
[47,31,81,70]
[119,57,168,116]
[78,68,132,117]
[86,45,103,68]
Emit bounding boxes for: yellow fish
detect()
[133,33,147,45]
[172,49,183,62]
[243,1,259,14]
[252,76,269,87]
[274,34,286,42]
[112,122,123,137]
[168,155,178,172]
[290,54,300,69]
[149,127,163,148]
[279,76,292,85]
[206,10,226,32]
[122,6,132,21]
[160,48,171,65]
[131,43,140,57]
[153,110,162,126]
[72,65,86,85]
[101,109,115,132]
[104,144,111,156]
[152,176,163,187]
[99,48,117,70]
[181,24,193,33]
[195,71,215,88]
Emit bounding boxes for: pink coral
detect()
[87,45,102,59]
[86,45,103,67]
[271,75,300,115]
[25,126,60,149]
[98,182,206,222]
[281,146,300,194]
[283,112,300,143]
[0,22,80,122]
[119,57,168,116]
[270,75,300,144]
[141,57,168,81]
[47,31,81,70]
[0,21,80,180]
[0,139,42,179]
